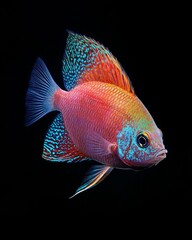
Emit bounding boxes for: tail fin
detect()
[25,57,60,126]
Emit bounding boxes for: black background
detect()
[1,1,190,233]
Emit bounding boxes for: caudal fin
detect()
[25,58,60,126]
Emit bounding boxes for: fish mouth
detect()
[131,165,153,171]
[155,149,168,161]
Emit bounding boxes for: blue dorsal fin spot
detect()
[62,32,99,90]
[42,113,91,162]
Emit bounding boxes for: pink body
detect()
[25,31,167,197]
[53,81,155,168]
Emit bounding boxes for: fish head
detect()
[116,120,167,169]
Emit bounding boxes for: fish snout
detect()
[155,148,168,162]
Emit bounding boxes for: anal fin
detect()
[42,113,90,162]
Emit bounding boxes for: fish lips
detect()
[154,149,168,163]
[132,149,168,169]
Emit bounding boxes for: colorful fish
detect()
[25,31,167,198]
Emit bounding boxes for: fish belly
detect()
[61,82,126,164]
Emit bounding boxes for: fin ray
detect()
[84,130,116,159]
[69,165,113,198]
[62,31,134,93]
[42,113,91,162]
[25,57,60,126]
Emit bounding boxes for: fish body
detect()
[25,31,167,197]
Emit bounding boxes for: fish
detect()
[25,30,167,198]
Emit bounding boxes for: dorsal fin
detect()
[62,31,134,94]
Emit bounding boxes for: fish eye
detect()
[136,133,149,148]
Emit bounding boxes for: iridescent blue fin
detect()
[62,31,134,93]
[69,165,113,198]
[25,57,60,126]
[42,113,91,162]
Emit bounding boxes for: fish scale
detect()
[25,31,167,198]
[53,81,142,163]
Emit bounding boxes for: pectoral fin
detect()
[69,165,113,199]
